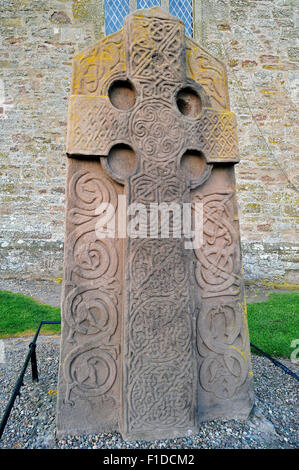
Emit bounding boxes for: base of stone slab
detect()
[198,403,254,424]
[56,402,255,441]
[120,425,199,442]
[56,408,254,441]
[55,421,119,440]
[56,425,198,442]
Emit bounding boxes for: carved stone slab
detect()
[57,7,254,440]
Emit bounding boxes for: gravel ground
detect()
[0,336,298,449]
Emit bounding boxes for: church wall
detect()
[0,0,298,287]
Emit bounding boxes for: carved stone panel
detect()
[57,7,254,440]
[192,166,254,421]
[56,158,123,436]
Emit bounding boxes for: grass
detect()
[0,290,298,358]
[0,290,61,338]
[247,292,299,358]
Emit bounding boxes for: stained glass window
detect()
[137,0,161,8]
[169,0,193,37]
[105,0,130,35]
[105,0,193,37]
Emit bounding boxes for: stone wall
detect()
[194,0,299,287]
[0,0,298,287]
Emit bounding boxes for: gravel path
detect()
[0,336,298,449]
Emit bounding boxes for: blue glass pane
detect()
[169,0,193,37]
[105,0,130,35]
[137,0,161,8]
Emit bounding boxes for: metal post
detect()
[30,343,39,382]
[0,320,61,439]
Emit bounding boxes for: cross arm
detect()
[66,95,131,156]
[185,108,240,163]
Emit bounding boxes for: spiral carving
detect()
[65,286,118,342]
[130,101,184,161]
[64,344,117,404]
[63,170,120,405]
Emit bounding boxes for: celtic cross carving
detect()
[57,7,254,441]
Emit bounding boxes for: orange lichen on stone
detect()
[186,37,229,111]
[71,30,126,96]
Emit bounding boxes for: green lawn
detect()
[247,292,299,358]
[0,290,61,338]
[0,290,298,358]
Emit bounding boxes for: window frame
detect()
[104,0,194,38]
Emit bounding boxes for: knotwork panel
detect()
[191,166,254,422]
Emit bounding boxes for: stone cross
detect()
[57,7,254,440]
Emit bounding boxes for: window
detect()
[105,0,193,37]
[105,0,130,35]
[137,0,161,8]
[169,0,193,37]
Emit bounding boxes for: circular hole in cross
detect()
[181,150,207,180]
[176,87,201,118]
[107,144,137,180]
[108,80,136,110]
